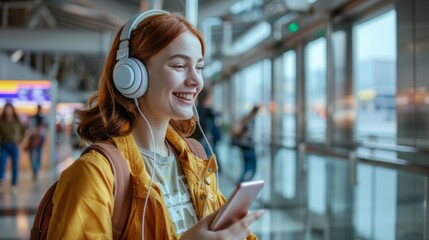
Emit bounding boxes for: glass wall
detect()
[305,38,327,142]
[302,151,427,240]
[308,155,327,215]
[224,59,272,184]
[332,29,355,145]
[355,165,397,240]
[354,10,397,142]
[213,2,427,240]
[273,149,297,199]
[282,50,297,145]
[233,59,272,144]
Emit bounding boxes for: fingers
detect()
[244,210,264,226]
[182,209,264,240]
[194,207,222,228]
[180,209,223,240]
[239,210,264,231]
[220,210,264,239]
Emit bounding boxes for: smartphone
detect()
[209,180,264,231]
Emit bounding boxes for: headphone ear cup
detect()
[113,57,148,99]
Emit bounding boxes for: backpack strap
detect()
[31,182,57,239]
[184,137,208,159]
[86,142,132,239]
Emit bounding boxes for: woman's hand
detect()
[180,209,264,240]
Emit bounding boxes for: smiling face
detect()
[139,31,204,124]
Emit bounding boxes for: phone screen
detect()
[209,180,264,231]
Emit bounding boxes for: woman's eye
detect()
[196,66,205,71]
[174,65,185,69]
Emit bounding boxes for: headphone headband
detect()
[117,9,169,61]
[120,9,169,41]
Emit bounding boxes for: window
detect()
[233,60,272,142]
[305,38,327,141]
[282,50,297,144]
[354,10,397,141]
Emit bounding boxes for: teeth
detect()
[174,93,193,100]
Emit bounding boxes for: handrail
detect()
[265,132,429,153]
[271,141,429,175]
[357,154,429,175]
[228,132,429,174]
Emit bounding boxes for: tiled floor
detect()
[0,167,307,240]
[0,169,55,240]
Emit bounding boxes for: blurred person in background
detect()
[0,102,26,192]
[26,104,47,181]
[191,87,222,170]
[231,105,260,182]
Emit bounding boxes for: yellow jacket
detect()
[47,126,257,239]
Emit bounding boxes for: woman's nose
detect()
[185,69,203,87]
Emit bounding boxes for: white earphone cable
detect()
[134,98,156,240]
[193,104,219,210]
[134,100,220,239]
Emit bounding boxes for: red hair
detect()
[76,13,205,143]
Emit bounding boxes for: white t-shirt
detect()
[139,143,198,235]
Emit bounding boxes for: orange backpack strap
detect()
[184,137,208,159]
[88,142,133,239]
[31,141,132,240]
[31,182,57,239]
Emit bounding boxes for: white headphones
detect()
[113,9,169,99]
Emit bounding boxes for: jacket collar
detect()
[109,126,216,183]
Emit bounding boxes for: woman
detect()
[0,102,26,192]
[47,10,263,239]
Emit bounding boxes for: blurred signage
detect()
[0,80,51,102]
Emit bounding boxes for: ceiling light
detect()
[230,0,261,15]
[284,0,312,11]
[10,50,23,63]
[230,21,271,55]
